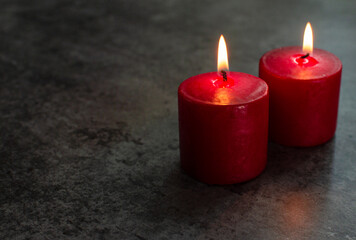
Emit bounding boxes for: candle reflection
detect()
[281,192,314,230]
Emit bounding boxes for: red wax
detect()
[259,46,342,146]
[178,72,269,184]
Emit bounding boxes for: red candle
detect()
[259,22,342,147]
[178,35,269,184]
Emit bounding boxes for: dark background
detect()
[0,0,355,239]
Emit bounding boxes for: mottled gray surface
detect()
[0,0,355,239]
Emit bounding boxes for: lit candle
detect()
[178,35,269,184]
[259,22,342,147]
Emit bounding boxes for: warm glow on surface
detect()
[218,35,229,73]
[303,22,313,54]
[214,88,230,104]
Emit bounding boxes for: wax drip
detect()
[221,70,228,81]
[300,53,310,59]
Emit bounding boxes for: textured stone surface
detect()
[0,0,355,239]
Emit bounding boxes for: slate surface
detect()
[0,0,355,239]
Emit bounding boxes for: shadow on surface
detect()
[136,139,336,238]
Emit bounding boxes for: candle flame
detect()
[218,35,229,73]
[303,22,313,54]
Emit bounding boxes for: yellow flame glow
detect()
[218,35,229,73]
[303,22,313,54]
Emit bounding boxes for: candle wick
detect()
[300,53,310,59]
[221,70,228,81]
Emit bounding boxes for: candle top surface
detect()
[179,72,268,105]
[260,46,342,80]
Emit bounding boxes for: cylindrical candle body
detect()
[259,46,342,147]
[178,72,269,184]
